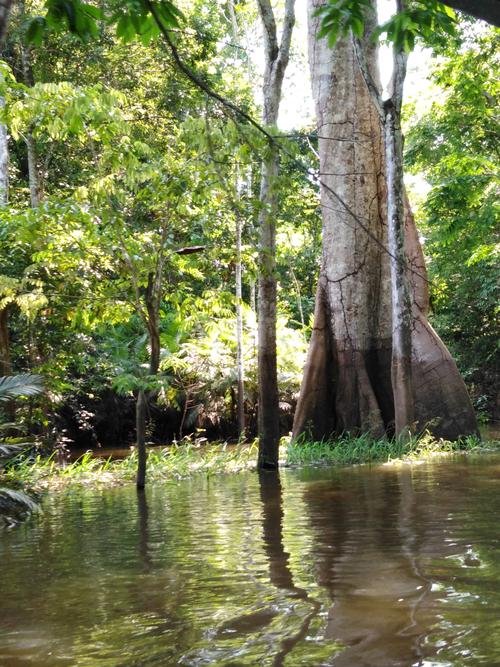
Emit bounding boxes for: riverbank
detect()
[2,433,499,495]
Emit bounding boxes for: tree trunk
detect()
[145,272,160,376]
[384,100,414,439]
[382,32,415,440]
[0,0,12,44]
[0,86,7,206]
[0,71,12,417]
[235,211,245,438]
[293,1,478,441]
[25,133,41,208]
[21,43,42,208]
[257,147,280,467]
[256,0,295,469]
[0,307,12,376]
[147,319,160,377]
[136,388,147,490]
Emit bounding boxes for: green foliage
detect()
[24,0,183,46]
[287,432,494,467]
[315,0,372,45]
[315,0,457,52]
[404,27,499,416]
[161,305,307,418]
[373,2,456,52]
[0,0,311,449]
[24,0,102,45]
[0,375,43,524]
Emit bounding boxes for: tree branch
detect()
[278,0,296,68]
[441,0,500,26]
[144,0,274,144]
[256,0,279,60]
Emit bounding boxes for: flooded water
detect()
[2,454,500,666]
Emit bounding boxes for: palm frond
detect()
[0,422,23,433]
[0,374,44,402]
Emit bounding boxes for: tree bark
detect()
[235,210,245,438]
[20,42,42,208]
[146,256,166,376]
[383,30,414,440]
[0,69,7,206]
[0,105,7,206]
[256,0,295,469]
[293,0,478,442]
[257,148,280,466]
[385,99,414,439]
[0,306,12,376]
[0,50,11,406]
[25,133,41,208]
[0,0,12,45]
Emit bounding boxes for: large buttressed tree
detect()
[293,0,478,441]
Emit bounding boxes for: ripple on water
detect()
[1,455,500,665]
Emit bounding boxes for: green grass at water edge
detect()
[3,433,500,493]
[285,432,500,466]
[2,440,260,490]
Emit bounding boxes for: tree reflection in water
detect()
[258,471,322,666]
[137,489,151,573]
[3,458,500,665]
[302,467,437,666]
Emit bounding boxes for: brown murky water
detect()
[1,454,500,666]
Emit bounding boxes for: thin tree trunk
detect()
[235,211,245,438]
[383,9,414,439]
[136,388,147,490]
[146,305,161,378]
[25,133,41,208]
[139,269,162,489]
[0,120,7,207]
[0,85,7,206]
[228,0,239,43]
[290,266,306,333]
[0,307,12,376]
[257,147,280,467]
[256,0,295,469]
[0,51,10,379]
[20,42,42,208]
[0,0,12,44]
[384,98,414,439]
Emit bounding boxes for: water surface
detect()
[1,454,500,666]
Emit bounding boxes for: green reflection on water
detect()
[1,454,500,666]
